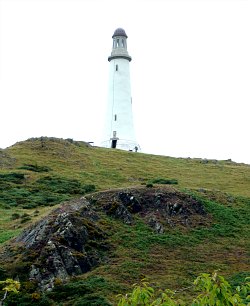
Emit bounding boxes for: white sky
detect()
[0,0,249,164]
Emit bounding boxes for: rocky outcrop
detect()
[103,192,142,224]
[0,186,209,291]
[13,197,108,291]
[94,187,208,230]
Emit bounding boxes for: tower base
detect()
[101,139,140,152]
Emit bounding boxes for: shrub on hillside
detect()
[11,213,20,220]
[117,272,250,306]
[0,174,96,209]
[151,178,178,185]
[36,176,95,195]
[19,164,52,173]
[0,173,25,184]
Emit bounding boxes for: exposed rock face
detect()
[95,187,208,229]
[0,186,209,291]
[14,197,108,291]
[147,216,164,234]
[102,191,144,224]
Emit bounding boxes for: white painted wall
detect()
[101,54,139,151]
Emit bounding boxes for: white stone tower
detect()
[101,28,139,151]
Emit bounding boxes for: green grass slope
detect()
[2,137,250,194]
[0,137,249,305]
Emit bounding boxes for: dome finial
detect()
[112,28,128,38]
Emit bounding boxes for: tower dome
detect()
[112,28,128,38]
[108,27,131,62]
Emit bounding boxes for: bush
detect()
[117,272,250,306]
[82,184,96,193]
[47,276,111,305]
[74,295,111,306]
[20,213,32,223]
[0,174,96,209]
[5,292,53,306]
[36,176,95,195]
[19,164,52,173]
[0,173,95,209]
[0,267,7,281]
[151,178,178,185]
[11,213,20,220]
[0,173,25,184]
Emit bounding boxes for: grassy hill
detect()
[0,137,249,305]
[1,137,250,193]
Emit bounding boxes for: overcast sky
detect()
[0,0,249,164]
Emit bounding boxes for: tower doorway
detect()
[111,139,117,148]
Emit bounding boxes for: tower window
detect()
[115,64,118,71]
[121,39,124,47]
[113,131,117,138]
[116,39,119,47]
[114,114,117,121]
